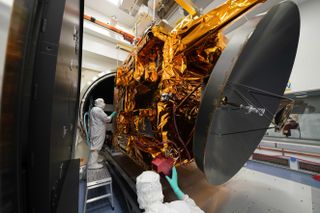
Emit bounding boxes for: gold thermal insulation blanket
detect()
[114,0,265,169]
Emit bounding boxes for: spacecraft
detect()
[113,0,300,184]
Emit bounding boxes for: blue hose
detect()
[83,112,91,146]
[84,99,94,147]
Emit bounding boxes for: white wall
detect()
[81,4,132,87]
[83,33,128,62]
[80,69,100,90]
[288,0,320,93]
[82,50,117,72]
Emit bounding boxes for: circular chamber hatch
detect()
[79,72,115,132]
[193,1,300,185]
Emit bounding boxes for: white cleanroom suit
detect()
[136,170,204,213]
[88,98,116,169]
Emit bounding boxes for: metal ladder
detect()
[84,164,114,212]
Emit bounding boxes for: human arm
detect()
[110,111,117,118]
[165,167,204,212]
[104,111,117,123]
[165,166,185,200]
[95,108,115,123]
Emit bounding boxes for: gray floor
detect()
[245,160,320,188]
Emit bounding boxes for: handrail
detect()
[257,145,320,159]
[84,14,136,44]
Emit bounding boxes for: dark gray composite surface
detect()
[194,1,300,185]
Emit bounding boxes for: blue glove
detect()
[165,166,185,200]
[110,111,117,117]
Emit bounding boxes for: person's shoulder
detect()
[91,107,103,113]
[91,106,98,111]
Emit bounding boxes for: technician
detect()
[136,167,204,213]
[88,98,116,169]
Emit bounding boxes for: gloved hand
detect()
[165,166,185,200]
[110,111,117,117]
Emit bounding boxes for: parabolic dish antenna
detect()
[194,1,300,185]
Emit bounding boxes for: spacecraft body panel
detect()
[113,0,265,169]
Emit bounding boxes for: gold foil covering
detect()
[114,0,265,169]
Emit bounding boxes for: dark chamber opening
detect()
[83,76,115,116]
